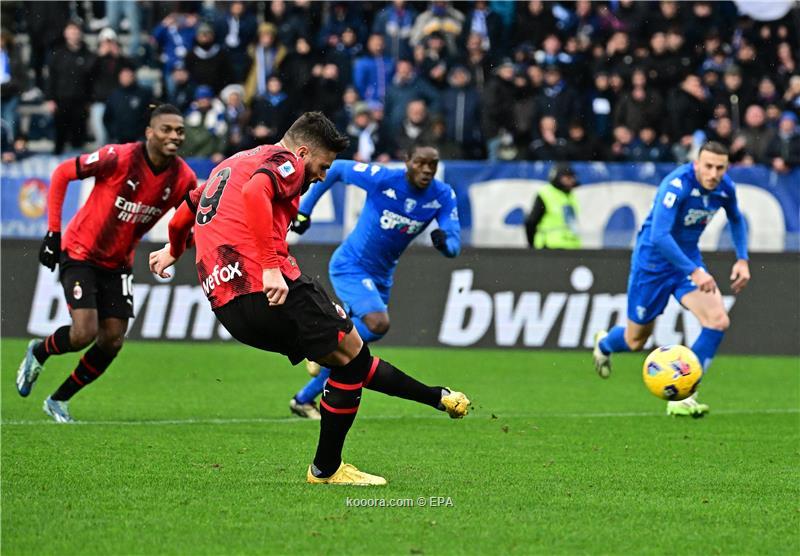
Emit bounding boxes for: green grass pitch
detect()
[2,338,798,555]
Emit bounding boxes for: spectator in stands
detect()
[733,104,775,165]
[613,69,665,133]
[429,114,463,159]
[250,75,294,147]
[714,65,751,130]
[185,23,232,95]
[482,58,517,160]
[182,85,227,163]
[103,65,152,144]
[152,10,199,76]
[212,1,257,83]
[165,64,194,114]
[354,33,395,105]
[765,112,800,172]
[1,29,27,143]
[372,0,417,61]
[608,125,635,161]
[410,1,464,57]
[534,33,572,69]
[754,77,781,108]
[22,1,71,90]
[333,85,361,131]
[784,75,800,112]
[534,65,581,133]
[666,74,712,151]
[629,126,671,162]
[88,28,131,147]
[459,0,505,56]
[341,102,380,162]
[317,1,367,48]
[282,36,317,104]
[586,71,615,141]
[529,115,567,160]
[775,43,797,90]
[311,62,345,120]
[525,163,581,249]
[564,120,603,161]
[105,0,142,60]
[265,0,316,47]
[706,116,735,150]
[384,58,440,137]
[220,84,250,157]
[442,64,483,159]
[245,22,287,104]
[417,32,453,91]
[514,1,556,51]
[460,31,493,92]
[391,98,435,158]
[47,21,94,154]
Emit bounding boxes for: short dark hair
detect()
[698,141,729,157]
[284,111,349,153]
[406,143,439,159]
[148,103,183,123]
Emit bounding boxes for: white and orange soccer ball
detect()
[642,345,704,401]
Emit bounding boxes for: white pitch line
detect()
[1,408,797,427]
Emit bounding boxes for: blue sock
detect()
[353,316,385,344]
[691,328,725,371]
[599,326,631,355]
[295,368,331,404]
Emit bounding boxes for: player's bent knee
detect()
[70,325,98,349]
[363,313,390,336]
[706,311,730,331]
[97,334,125,355]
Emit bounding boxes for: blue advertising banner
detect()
[2,156,798,251]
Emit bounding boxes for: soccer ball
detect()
[642,345,703,401]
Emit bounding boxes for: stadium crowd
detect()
[1,0,799,171]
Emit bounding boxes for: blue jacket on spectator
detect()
[153,21,197,72]
[372,3,417,60]
[353,53,395,105]
[384,64,442,136]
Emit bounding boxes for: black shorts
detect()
[214,274,353,365]
[60,256,134,320]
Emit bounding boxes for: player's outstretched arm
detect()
[723,186,750,294]
[39,160,80,270]
[431,189,462,257]
[149,200,195,278]
[729,259,750,294]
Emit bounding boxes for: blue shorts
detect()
[627,265,699,324]
[329,268,391,318]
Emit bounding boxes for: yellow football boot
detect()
[307,462,387,486]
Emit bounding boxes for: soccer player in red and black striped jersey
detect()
[149,112,471,485]
[16,104,198,423]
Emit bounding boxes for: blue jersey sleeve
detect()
[723,182,749,261]
[649,179,700,276]
[434,187,461,258]
[298,160,384,216]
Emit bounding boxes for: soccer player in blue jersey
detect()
[592,142,751,417]
[288,145,461,418]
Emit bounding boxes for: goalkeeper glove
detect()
[39,231,61,271]
[291,213,311,235]
[430,229,447,252]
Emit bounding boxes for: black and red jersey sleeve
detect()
[252,151,304,200]
[175,160,199,209]
[75,144,121,181]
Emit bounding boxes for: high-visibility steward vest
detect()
[533,184,581,249]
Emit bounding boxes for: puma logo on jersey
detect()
[127,179,139,190]
[201,262,243,295]
[44,246,54,254]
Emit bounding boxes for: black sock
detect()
[312,344,371,477]
[363,357,443,409]
[51,344,116,402]
[33,326,74,364]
